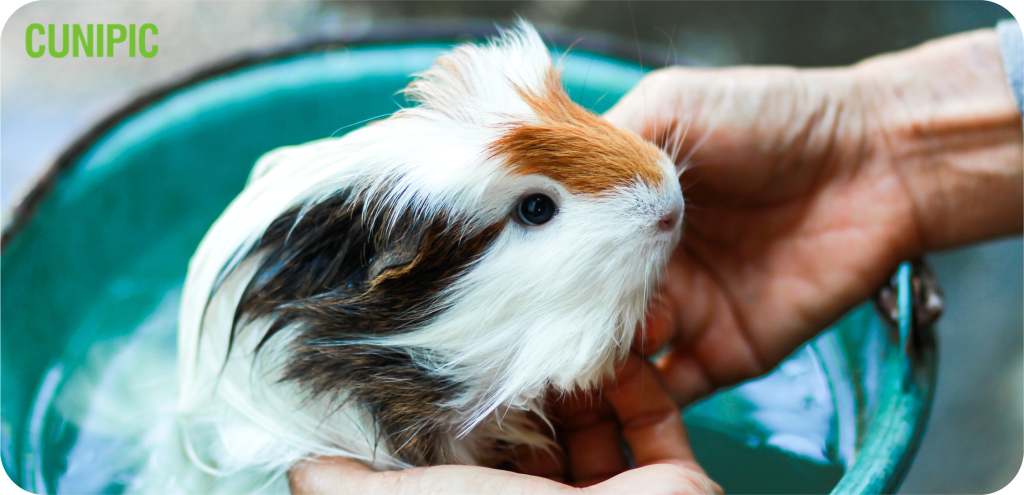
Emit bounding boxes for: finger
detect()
[654,350,715,407]
[602,353,701,472]
[652,250,767,406]
[289,456,573,495]
[633,292,678,357]
[583,463,723,495]
[554,391,630,486]
[289,456,375,495]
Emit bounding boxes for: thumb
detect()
[290,457,572,495]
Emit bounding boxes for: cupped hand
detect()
[289,353,722,495]
[616,28,1021,405]
[612,62,915,405]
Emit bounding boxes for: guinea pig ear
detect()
[219,191,434,353]
[224,192,367,341]
[367,215,427,282]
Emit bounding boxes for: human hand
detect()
[610,28,1022,405]
[289,353,722,494]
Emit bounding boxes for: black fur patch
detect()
[215,190,502,466]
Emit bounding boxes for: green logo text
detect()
[26,23,158,58]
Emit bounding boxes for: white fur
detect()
[133,21,683,494]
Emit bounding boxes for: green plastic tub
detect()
[1,30,937,494]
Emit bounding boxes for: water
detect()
[28,288,845,494]
[684,346,847,494]
[30,289,182,494]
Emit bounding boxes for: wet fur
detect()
[132,21,684,494]
[233,190,503,466]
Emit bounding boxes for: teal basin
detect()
[1,36,936,494]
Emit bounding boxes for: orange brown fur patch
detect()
[489,68,666,194]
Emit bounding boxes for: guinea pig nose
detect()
[658,210,680,231]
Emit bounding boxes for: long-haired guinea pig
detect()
[134,21,683,494]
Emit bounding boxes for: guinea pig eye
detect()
[516,194,557,226]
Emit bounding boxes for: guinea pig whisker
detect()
[660,26,679,67]
[679,127,715,174]
[329,113,394,138]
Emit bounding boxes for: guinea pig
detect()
[134,20,683,494]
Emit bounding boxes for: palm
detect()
[661,161,917,403]
[605,67,921,403]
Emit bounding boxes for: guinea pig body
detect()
[133,21,683,493]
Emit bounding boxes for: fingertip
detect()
[289,456,374,495]
[656,351,714,407]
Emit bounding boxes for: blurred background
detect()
[2,1,1021,493]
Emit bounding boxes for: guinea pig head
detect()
[181,22,683,468]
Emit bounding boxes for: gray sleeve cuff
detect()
[997,19,1024,115]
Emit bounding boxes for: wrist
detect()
[853,28,1023,254]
